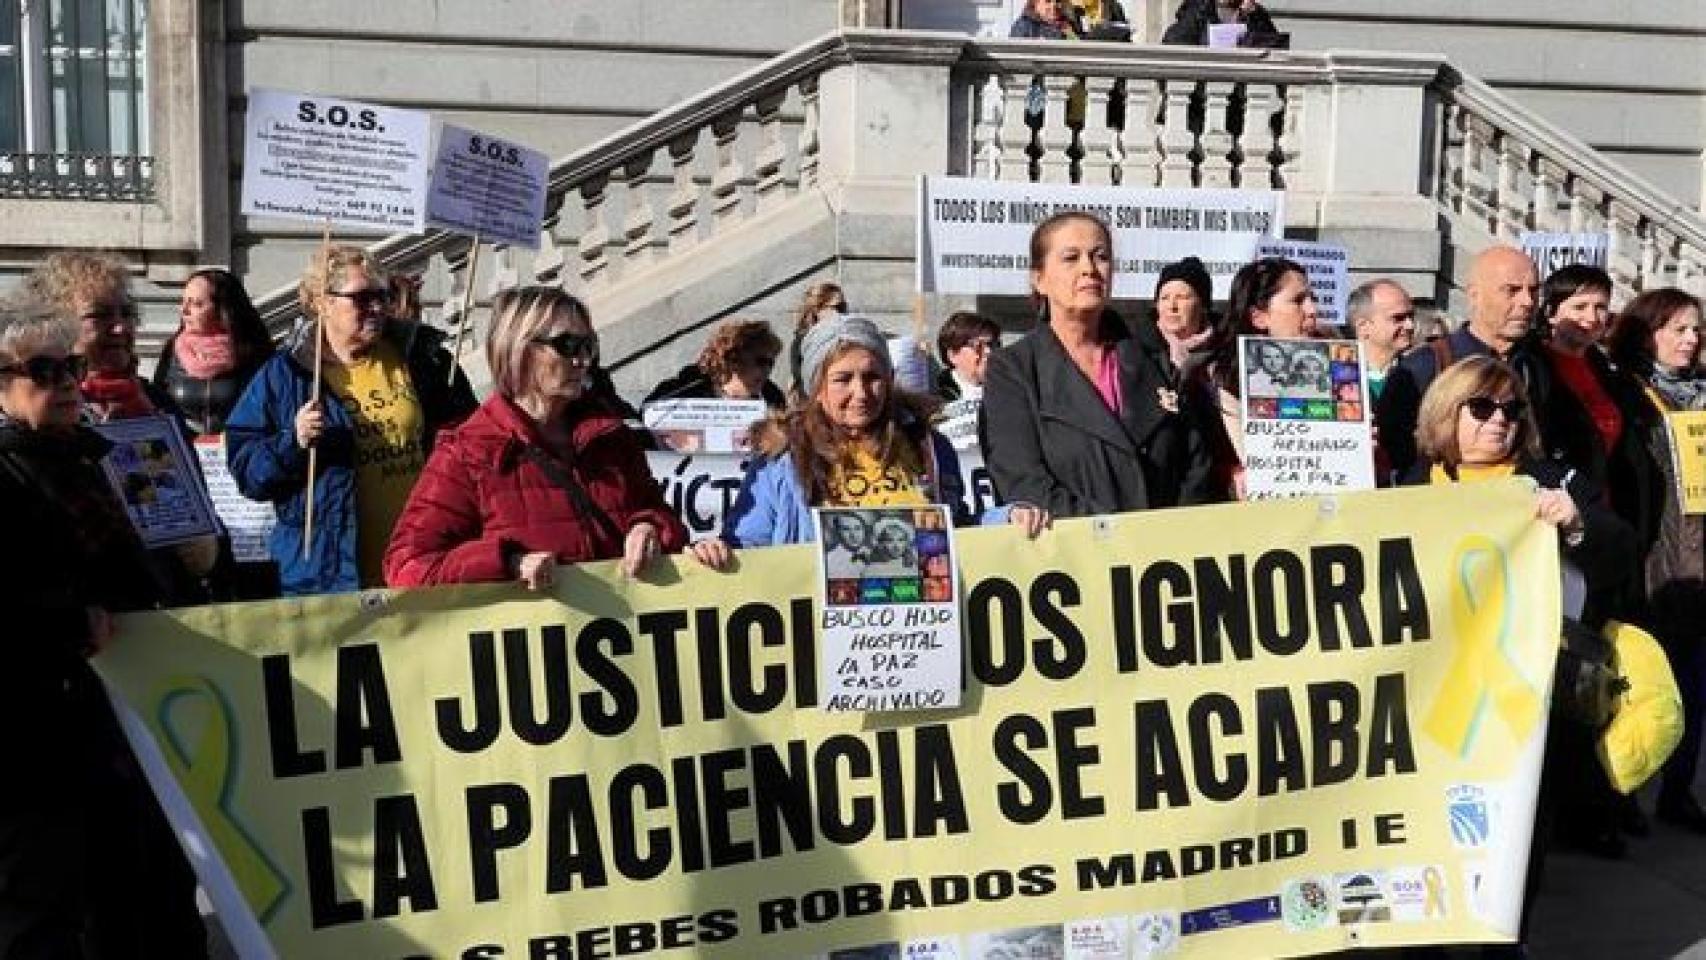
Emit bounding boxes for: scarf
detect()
[1648,364,1706,412]
[80,370,155,421]
[173,330,237,380]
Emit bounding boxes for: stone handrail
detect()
[249,29,1706,340]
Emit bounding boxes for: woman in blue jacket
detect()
[225,247,476,595]
[689,315,1048,569]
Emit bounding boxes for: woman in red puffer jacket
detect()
[384,286,686,590]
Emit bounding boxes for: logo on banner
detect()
[1446,784,1494,849]
[1281,877,1334,931]
[1131,911,1180,957]
[1385,866,1450,921]
[1334,872,1392,925]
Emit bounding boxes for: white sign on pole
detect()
[240,88,431,232]
[1519,231,1610,276]
[917,176,1284,299]
[815,505,963,712]
[1258,238,1352,329]
[195,436,276,563]
[425,123,551,249]
[1237,336,1376,499]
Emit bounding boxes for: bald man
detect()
[1374,245,1540,478]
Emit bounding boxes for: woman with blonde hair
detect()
[691,314,1047,568]
[386,286,685,589]
[645,317,786,408]
[226,244,476,595]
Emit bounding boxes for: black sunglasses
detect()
[532,331,599,362]
[327,287,393,311]
[0,354,87,387]
[1463,396,1526,423]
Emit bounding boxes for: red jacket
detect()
[384,393,686,587]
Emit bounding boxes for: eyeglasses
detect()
[963,338,997,354]
[327,288,393,311]
[0,353,87,387]
[532,331,599,363]
[1463,396,1525,423]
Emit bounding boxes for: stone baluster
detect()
[1603,198,1638,293]
[1564,174,1589,234]
[666,130,702,254]
[797,75,822,189]
[709,108,745,229]
[1677,244,1706,296]
[752,88,789,212]
[1453,107,1479,220]
[1198,80,1236,189]
[1114,77,1156,187]
[973,73,1006,180]
[1077,76,1117,185]
[1528,154,1559,232]
[531,192,567,285]
[576,172,612,284]
[621,149,659,269]
[1271,84,1301,188]
[1158,80,1195,187]
[1637,219,1660,292]
[1008,74,1044,181]
[1489,133,1523,240]
[1037,74,1079,184]
[1237,83,1276,190]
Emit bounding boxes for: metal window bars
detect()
[0,0,152,201]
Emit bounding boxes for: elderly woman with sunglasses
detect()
[0,300,209,957]
[226,245,476,596]
[385,286,686,590]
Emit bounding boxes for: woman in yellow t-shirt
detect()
[690,315,1048,569]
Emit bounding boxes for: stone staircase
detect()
[247,29,1706,398]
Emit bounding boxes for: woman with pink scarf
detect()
[153,268,274,437]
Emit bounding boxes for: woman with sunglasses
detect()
[643,318,786,408]
[226,245,476,595]
[0,301,208,957]
[385,286,685,589]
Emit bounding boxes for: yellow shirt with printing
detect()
[322,341,425,587]
[825,445,929,507]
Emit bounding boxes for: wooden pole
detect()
[302,220,331,559]
[448,237,482,385]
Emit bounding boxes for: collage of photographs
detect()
[1240,339,1365,424]
[819,507,955,606]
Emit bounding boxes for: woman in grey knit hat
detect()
[690,315,1048,568]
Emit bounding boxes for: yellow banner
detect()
[96,481,1560,960]
[1665,411,1706,515]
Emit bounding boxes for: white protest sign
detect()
[240,88,430,232]
[815,505,962,711]
[642,398,768,453]
[1237,336,1376,499]
[1207,22,1248,48]
[1066,917,1132,960]
[644,450,748,542]
[917,176,1284,299]
[195,436,276,563]
[425,123,550,249]
[938,397,981,451]
[94,415,221,549]
[1520,231,1609,276]
[1258,238,1351,328]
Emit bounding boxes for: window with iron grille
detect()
[0,0,151,201]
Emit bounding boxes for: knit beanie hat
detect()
[1156,256,1213,305]
[799,315,890,396]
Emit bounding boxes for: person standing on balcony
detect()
[645,318,787,409]
[1010,0,1079,38]
[1376,244,1540,479]
[152,268,274,438]
[1607,287,1706,834]
[385,287,684,589]
[980,212,1217,517]
[1347,279,1417,403]
[1161,0,1281,45]
[226,246,476,596]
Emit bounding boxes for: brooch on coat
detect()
[1156,387,1179,413]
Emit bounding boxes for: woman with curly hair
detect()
[689,315,1048,569]
[22,250,173,423]
[645,318,786,408]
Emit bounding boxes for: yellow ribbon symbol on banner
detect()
[1423,536,1543,758]
[155,676,290,921]
[1422,866,1448,917]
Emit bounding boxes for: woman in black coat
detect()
[980,211,1216,517]
[1161,0,1281,45]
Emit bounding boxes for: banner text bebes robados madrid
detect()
[96,481,1560,959]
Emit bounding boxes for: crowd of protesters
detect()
[2,207,1703,954]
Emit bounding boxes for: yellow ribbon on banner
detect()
[155,676,290,921]
[1422,866,1448,917]
[1423,536,1544,757]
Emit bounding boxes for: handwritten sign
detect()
[1238,336,1376,499]
[240,88,430,231]
[815,505,963,711]
[1665,411,1706,514]
[425,123,550,249]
